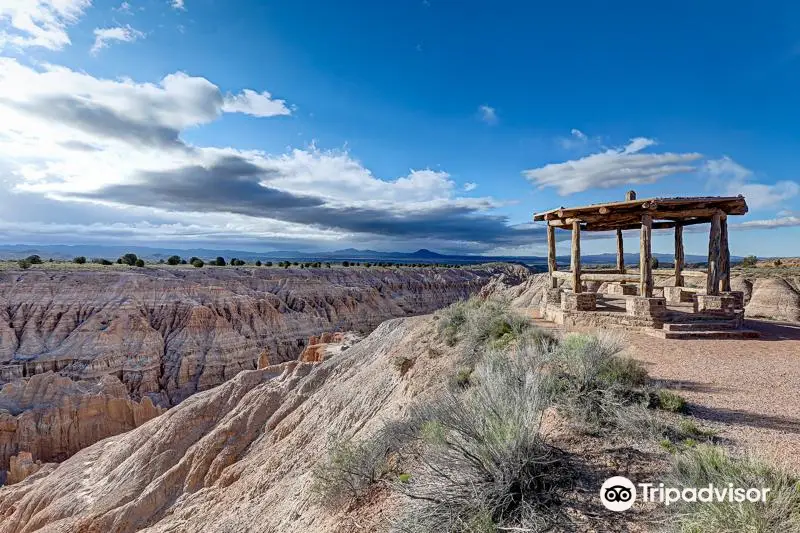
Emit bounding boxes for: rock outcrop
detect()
[0,265,521,405]
[740,277,800,322]
[5,453,48,485]
[0,316,455,532]
[298,332,361,362]
[0,372,164,479]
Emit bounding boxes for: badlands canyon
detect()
[0,263,798,531]
[0,264,525,482]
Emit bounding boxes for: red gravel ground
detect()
[622,319,800,472]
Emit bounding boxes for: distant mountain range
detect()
[0,244,740,267]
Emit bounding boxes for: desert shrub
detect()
[267,261,274,267]
[255,260,262,266]
[119,253,138,266]
[166,255,181,265]
[25,255,42,264]
[741,255,758,267]
[214,256,226,266]
[393,347,561,532]
[73,256,87,264]
[774,259,783,267]
[191,258,204,268]
[392,356,414,375]
[650,256,660,269]
[664,445,800,532]
[657,390,688,413]
[135,258,145,267]
[312,427,407,506]
[17,259,31,269]
[91,258,113,265]
[548,331,650,432]
[436,297,555,354]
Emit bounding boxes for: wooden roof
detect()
[533,195,748,231]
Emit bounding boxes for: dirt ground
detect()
[621,319,800,473]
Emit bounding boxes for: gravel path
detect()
[622,319,800,472]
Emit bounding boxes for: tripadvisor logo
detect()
[601,476,636,511]
[600,476,772,511]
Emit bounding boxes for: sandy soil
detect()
[621,319,800,472]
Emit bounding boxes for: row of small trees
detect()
[14,254,463,270]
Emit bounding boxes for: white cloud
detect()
[736,216,800,229]
[90,25,144,55]
[170,0,185,10]
[463,182,477,192]
[0,58,530,250]
[558,128,597,150]
[0,0,90,51]
[115,2,132,14]
[222,89,291,117]
[524,137,702,195]
[703,156,799,209]
[478,104,497,125]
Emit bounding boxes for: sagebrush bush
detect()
[311,434,394,506]
[393,345,560,532]
[657,390,688,413]
[664,445,800,532]
[547,331,654,432]
[436,297,555,357]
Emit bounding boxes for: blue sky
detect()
[0,0,799,257]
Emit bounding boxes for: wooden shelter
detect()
[533,191,748,298]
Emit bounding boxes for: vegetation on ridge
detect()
[312,297,795,532]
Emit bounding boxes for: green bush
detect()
[18,259,31,269]
[73,256,87,264]
[214,256,226,266]
[394,347,558,532]
[135,258,145,267]
[191,258,204,268]
[166,255,181,265]
[119,253,138,266]
[25,254,43,264]
[91,258,113,265]
[664,445,800,532]
[657,390,688,413]
[255,260,262,266]
[436,297,554,353]
[548,332,652,432]
[741,255,758,267]
[311,434,396,506]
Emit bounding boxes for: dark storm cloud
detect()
[74,157,546,247]
[77,155,323,212]
[8,95,186,149]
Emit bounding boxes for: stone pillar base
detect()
[626,296,667,318]
[544,287,562,306]
[721,291,744,310]
[663,286,695,304]
[694,295,735,315]
[561,292,597,311]
[607,283,638,296]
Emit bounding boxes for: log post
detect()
[571,220,582,293]
[616,229,625,275]
[706,210,722,296]
[640,213,653,297]
[674,223,684,287]
[547,224,557,288]
[718,214,730,292]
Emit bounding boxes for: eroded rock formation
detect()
[0,265,520,405]
[0,372,164,479]
[0,316,453,532]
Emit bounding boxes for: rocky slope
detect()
[0,265,526,406]
[732,275,800,322]
[0,373,163,482]
[0,316,452,533]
